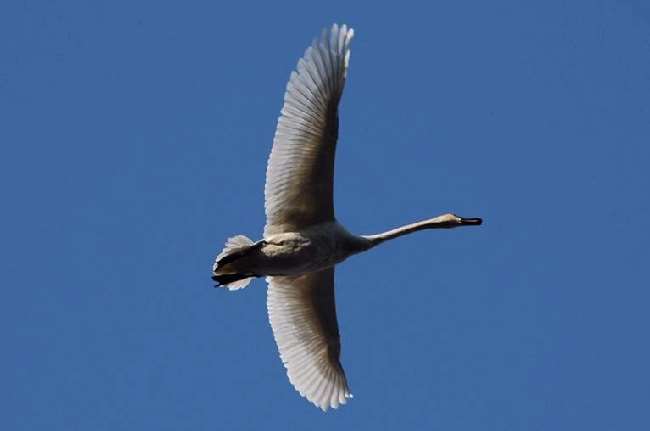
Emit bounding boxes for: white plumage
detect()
[267,270,351,410]
[212,24,482,411]
[265,24,353,237]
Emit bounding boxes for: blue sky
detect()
[2,1,649,429]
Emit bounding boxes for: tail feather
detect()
[214,235,255,266]
[212,273,254,290]
[213,235,256,290]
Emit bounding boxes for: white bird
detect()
[212,24,482,411]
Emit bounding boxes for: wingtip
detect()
[310,388,353,412]
[324,23,355,38]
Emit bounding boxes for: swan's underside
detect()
[211,24,482,411]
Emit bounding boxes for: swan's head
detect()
[437,213,483,228]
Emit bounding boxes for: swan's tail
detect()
[212,235,256,290]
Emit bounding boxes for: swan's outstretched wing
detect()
[267,269,352,410]
[264,24,354,236]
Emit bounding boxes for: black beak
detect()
[460,217,483,226]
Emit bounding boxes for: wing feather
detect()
[264,24,354,236]
[266,269,352,410]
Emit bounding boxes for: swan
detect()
[212,24,482,411]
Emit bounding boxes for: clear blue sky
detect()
[2,1,649,429]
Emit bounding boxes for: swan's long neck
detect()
[361,214,482,248]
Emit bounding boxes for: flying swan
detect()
[212,24,482,411]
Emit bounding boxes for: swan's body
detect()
[212,24,482,410]
[218,222,369,277]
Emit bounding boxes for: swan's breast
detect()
[260,222,361,275]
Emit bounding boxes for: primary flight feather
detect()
[212,23,482,411]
